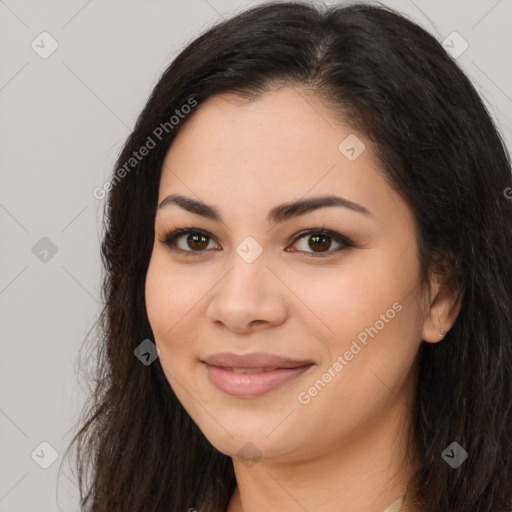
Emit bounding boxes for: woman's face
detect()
[145,86,431,463]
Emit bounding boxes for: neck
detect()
[226,391,419,512]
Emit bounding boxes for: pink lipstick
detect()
[202,352,314,398]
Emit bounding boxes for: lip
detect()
[202,352,314,369]
[201,352,314,398]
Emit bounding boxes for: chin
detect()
[189,407,297,459]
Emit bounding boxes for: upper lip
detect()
[202,352,314,369]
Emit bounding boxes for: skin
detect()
[145,86,462,512]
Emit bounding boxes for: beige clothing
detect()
[383,495,405,512]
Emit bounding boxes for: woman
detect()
[66,2,512,511]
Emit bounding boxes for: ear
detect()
[421,275,464,344]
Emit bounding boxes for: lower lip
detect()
[203,363,313,398]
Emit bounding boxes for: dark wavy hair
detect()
[63,2,512,511]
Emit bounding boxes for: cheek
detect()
[299,248,421,362]
[145,255,191,351]
[288,257,395,341]
[144,251,218,395]
[145,259,197,395]
[145,258,169,335]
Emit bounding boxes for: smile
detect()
[203,363,314,398]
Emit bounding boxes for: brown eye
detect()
[161,228,219,254]
[185,232,209,250]
[160,227,353,258]
[288,229,353,257]
[308,234,333,252]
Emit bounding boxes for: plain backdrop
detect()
[1,1,511,511]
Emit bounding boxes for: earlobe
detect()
[421,322,446,345]
[421,278,464,344]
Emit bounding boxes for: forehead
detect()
[163,87,351,166]
[157,87,405,224]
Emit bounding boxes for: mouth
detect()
[221,367,289,373]
[201,352,315,398]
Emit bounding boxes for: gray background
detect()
[1,0,511,511]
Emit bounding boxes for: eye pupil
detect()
[309,234,331,252]
[162,228,348,257]
[188,233,209,250]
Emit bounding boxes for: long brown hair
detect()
[64,2,512,511]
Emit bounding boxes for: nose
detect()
[205,252,288,334]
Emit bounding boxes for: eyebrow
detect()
[157,193,374,225]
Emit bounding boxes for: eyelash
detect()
[158,227,354,258]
